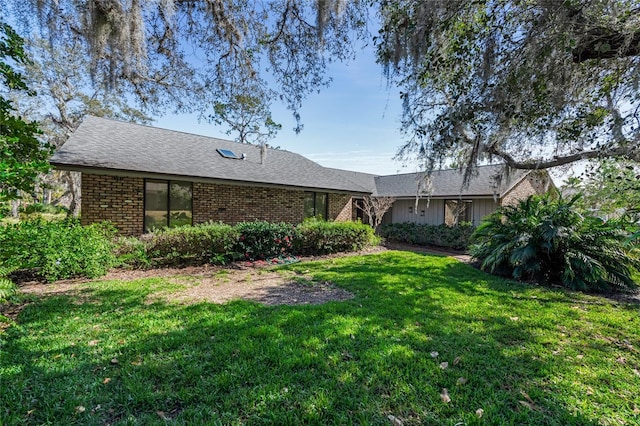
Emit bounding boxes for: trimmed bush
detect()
[0,218,116,282]
[294,219,379,255]
[378,222,474,250]
[470,194,640,293]
[235,221,295,260]
[143,222,239,266]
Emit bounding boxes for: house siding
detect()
[472,199,500,225]
[390,199,445,225]
[81,174,145,235]
[81,174,353,235]
[501,171,550,206]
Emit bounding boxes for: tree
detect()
[357,195,395,230]
[11,1,640,173]
[565,159,640,218]
[11,0,368,141]
[0,22,51,202]
[376,1,640,177]
[14,36,150,215]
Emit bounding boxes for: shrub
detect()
[470,194,640,293]
[378,222,474,250]
[0,265,17,303]
[0,218,116,282]
[235,221,295,260]
[143,222,239,266]
[294,219,378,255]
[113,236,151,269]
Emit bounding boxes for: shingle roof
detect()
[325,168,377,193]
[50,116,371,193]
[373,166,530,198]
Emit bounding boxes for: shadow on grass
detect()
[1,251,634,425]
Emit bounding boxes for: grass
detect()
[1,251,639,425]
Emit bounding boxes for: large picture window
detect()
[444,199,472,226]
[144,180,192,232]
[304,191,328,220]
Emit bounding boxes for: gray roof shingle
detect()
[373,166,529,198]
[51,116,535,198]
[50,116,371,193]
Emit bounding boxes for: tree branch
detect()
[573,28,640,62]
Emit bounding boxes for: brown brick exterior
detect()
[81,173,354,235]
[501,171,551,206]
[81,174,145,235]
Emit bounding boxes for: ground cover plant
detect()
[1,251,639,425]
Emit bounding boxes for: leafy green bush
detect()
[0,265,17,302]
[470,194,640,293]
[294,219,378,255]
[378,222,474,250]
[113,236,151,269]
[0,218,116,282]
[235,221,295,260]
[143,222,239,266]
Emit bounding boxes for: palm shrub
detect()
[470,194,640,293]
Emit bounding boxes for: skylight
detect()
[217,148,241,159]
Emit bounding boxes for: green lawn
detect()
[1,251,639,425]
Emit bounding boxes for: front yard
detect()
[1,251,639,425]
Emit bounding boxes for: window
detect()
[144,180,192,232]
[444,200,472,226]
[216,148,241,159]
[304,192,328,220]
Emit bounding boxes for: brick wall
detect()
[501,171,551,206]
[81,174,354,235]
[193,183,353,224]
[329,193,352,222]
[81,174,144,235]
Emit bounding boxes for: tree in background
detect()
[0,22,51,203]
[12,36,150,216]
[565,160,640,218]
[8,0,640,174]
[9,0,368,145]
[357,196,395,230]
[378,1,640,178]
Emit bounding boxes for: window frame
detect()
[304,191,329,220]
[444,199,473,226]
[143,179,193,232]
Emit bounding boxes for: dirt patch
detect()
[147,269,354,306]
[15,247,388,307]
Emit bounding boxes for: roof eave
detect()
[51,163,370,195]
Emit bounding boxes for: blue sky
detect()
[155,44,420,176]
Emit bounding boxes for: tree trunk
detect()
[65,171,81,217]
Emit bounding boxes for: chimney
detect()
[260,143,267,165]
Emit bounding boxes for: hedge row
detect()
[125,219,379,267]
[378,222,474,250]
[0,219,379,282]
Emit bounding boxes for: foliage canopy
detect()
[0,22,51,201]
[7,1,640,171]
